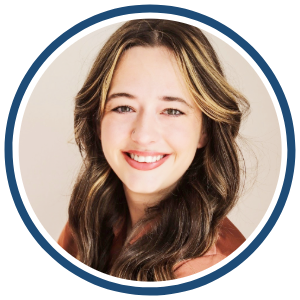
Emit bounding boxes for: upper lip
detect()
[123,150,170,156]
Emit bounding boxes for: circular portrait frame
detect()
[5,4,295,296]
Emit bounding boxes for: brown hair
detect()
[68,19,250,281]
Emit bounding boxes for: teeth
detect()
[138,156,145,163]
[129,154,165,163]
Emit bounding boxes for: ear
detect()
[197,131,208,149]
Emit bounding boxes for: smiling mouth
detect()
[125,153,167,163]
[122,151,170,171]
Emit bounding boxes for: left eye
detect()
[162,109,184,116]
[112,106,134,113]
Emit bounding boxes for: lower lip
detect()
[122,153,170,171]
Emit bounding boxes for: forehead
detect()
[109,46,193,103]
[117,45,176,67]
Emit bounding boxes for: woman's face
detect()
[101,46,207,199]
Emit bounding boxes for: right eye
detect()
[112,105,134,113]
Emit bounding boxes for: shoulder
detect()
[174,218,245,279]
[57,221,78,258]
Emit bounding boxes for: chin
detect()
[125,180,166,196]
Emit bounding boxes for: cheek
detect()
[101,115,132,149]
[163,118,201,154]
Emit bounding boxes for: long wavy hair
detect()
[68,19,250,281]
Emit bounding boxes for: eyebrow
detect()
[160,96,193,108]
[107,93,135,101]
[107,93,192,108]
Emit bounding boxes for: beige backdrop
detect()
[19,21,281,241]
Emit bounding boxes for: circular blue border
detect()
[5,5,295,296]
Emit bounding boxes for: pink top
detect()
[58,217,245,278]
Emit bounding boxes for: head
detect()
[101,46,207,202]
[70,19,249,280]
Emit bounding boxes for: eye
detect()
[162,108,184,116]
[112,105,134,113]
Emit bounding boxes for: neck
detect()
[123,185,169,231]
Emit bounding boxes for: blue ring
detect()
[5,5,295,295]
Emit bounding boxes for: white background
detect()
[1,1,299,299]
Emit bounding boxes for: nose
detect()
[131,111,160,146]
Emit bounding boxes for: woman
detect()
[58,19,249,281]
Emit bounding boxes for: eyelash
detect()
[112,105,134,114]
[112,105,184,117]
